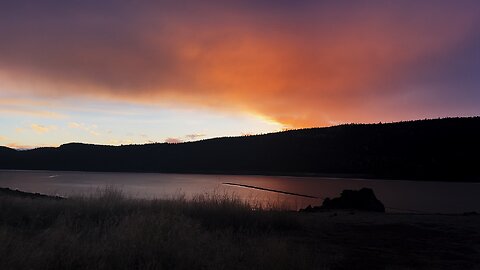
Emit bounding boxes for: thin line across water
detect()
[222,182,319,199]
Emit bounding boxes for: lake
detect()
[1,170,479,213]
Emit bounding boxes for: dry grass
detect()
[0,188,323,270]
[1,187,479,270]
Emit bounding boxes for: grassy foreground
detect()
[1,188,479,270]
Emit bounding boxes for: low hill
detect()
[1,117,479,181]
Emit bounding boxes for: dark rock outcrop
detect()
[301,188,385,212]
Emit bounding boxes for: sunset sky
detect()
[1,1,479,149]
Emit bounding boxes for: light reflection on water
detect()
[1,170,479,213]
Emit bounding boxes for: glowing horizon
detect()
[1,1,480,148]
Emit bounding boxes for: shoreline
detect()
[1,187,479,269]
[1,186,478,217]
[1,169,479,184]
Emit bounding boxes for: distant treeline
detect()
[1,117,479,181]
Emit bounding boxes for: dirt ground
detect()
[294,211,480,269]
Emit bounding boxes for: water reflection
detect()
[0,170,479,213]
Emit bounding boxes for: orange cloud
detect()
[68,122,100,136]
[0,108,66,119]
[0,1,479,127]
[0,98,67,119]
[31,124,56,134]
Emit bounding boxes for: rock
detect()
[299,188,385,213]
[299,204,322,213]
[321,188,385,212]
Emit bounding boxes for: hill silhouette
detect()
[1,117,479,181]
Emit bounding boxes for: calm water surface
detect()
[1,170,479,213]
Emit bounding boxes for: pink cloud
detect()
[0,1,479,127]
[165,137,182,144]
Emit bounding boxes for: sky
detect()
[0,1,479,149]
